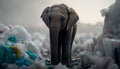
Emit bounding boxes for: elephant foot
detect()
[51,61,60,65]
[51,57,60,65]
[61,61,72,67]
[66,63,73,68]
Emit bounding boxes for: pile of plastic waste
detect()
[0,23,46,69]
[0,23,95,69]
[0,23,118,69]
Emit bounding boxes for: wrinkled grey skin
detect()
[41,4,79,66]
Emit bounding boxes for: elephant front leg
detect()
[61,27,74,67]
[49,29,60,65]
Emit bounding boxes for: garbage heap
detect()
[0,24,46,69]
[76,0,120,69]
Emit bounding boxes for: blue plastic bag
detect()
[8,36,17,43]
[26,50,37,60]
[15,57,32,66]
[0,46,17,64]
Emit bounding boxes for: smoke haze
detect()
[0,0,114,33]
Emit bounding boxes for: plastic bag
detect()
[11,25,32,42]
[15,57,32,66]
[14,43,29,59]
[26,50,37,60]
[14,43,35,66]
[0,40,5,46]
[24,41,43,59]
[1,25,32,43]
[32,32,46,42]
[0,46,17,64]
[0,24,46,68]
[0,23,9,34]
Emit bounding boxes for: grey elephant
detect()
[41,4,79,67]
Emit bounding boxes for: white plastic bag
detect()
[11,25,32,42]
[1,25,31,42]
[24,41,43,59]
[15,43,29,58]
[0,23,9,34]
[32,32,46,42]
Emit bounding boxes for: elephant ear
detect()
[41,7,50,27]
[67,8,79,30]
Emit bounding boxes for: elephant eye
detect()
[49,15,52,21]
[61,16,65,21]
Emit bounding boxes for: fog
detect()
[0,0,120,69]
[0,0,114,33]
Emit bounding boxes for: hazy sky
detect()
[0,0,115,29]
[46,0,115,24]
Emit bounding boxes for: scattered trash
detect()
[0,24,46,69]
[0,22,119,69]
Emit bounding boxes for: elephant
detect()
[41,4,79,66]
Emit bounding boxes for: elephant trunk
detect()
[50,20,61,65]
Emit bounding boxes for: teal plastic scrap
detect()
[0,46,17,64]
[5,41,15,47]
[15,57,32,66]
[4,46,17,63]
[0,46,6,64]
[26,50,37,60]
[8,36,17,43]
